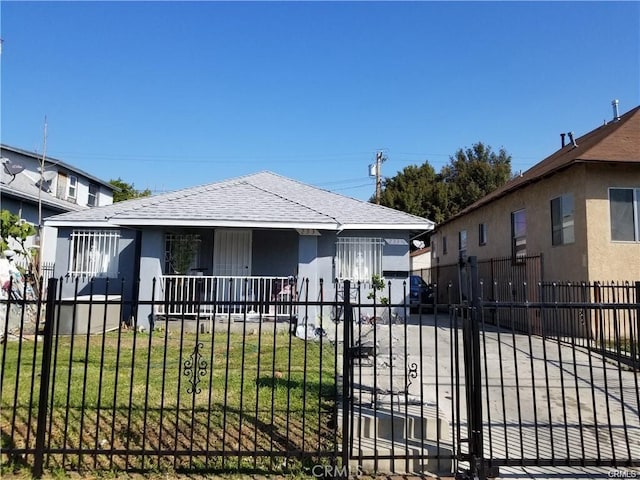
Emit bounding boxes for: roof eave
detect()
[338,222,435,231]
[1,186,85,212]
[45,218,436,231]
[44,220,118,228]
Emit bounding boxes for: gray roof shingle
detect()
[0,169,87,213]
[46,171,435,231]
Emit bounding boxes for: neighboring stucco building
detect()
[431,105,640,284]
[0,144,116,267]
[410,246,431,277]
[45,171,435,327]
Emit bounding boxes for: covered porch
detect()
[154,274,297,320]
[138,225,327,330]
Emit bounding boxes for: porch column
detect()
[136,230,164,329]
[297,234,319,326]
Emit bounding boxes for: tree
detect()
[377,142,512,224]
[0,210,37,258]
[440,142,512,219]
[167,234,200,274]
[376,163,438,219]
[109,178,152,202]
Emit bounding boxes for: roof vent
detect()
[612,99,620,121]
[567,132,578,148]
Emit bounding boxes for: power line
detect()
[315,177,372,187]
[149,181,373,195]
[44,147,539,171]
[46,150,374,163]
[330,183,372,192]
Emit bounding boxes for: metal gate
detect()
[452,257,640,479]
[341,258,640,479]
[341,280,460,476]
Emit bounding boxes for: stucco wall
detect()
[54,227,138,322]
[0,197,39,224]
[137,228,164,326]
[584,163,640,281]
[297,230,411,327]
[433,163,640,283]
[411,248,431,272]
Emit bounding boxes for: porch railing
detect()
[155,275,296,318]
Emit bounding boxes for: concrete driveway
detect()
[344,311,640,476]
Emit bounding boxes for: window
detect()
[335,237,384,282]
[88,183,99,207]
[458,230,467,259]
[511,209,527,261]
[165,233,201,274]
[67,175,78,201]
[610,188,640,241]
[68,229,120,276]
[551,194,575,245]
[443,236,448,255]
[479,223,487,246]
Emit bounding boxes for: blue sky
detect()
[1,1,638,201]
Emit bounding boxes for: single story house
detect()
[45,171,435,327]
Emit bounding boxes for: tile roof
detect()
[441,105,640,226]
[46,171,435,231]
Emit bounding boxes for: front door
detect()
[213,229,252,276]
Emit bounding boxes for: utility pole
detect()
[34,116,47,278]
[375,151,385,205]
[38,116,47,234]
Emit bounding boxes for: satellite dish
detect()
[2,158,25,183]
[37,170,57,192]
[412,240,426,249]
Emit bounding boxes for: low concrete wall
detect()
[54,295,121,335]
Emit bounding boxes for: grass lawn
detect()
[1,323,338,475]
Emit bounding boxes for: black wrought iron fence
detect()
[2,272,639,479]
[473,284,640,473]
[413,254,543,306]
[537,281,640,366]
[474,279,640,365]
[455,258,640,480]
[1,277,342,477]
